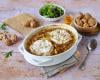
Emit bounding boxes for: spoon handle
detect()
[79,50,91,70]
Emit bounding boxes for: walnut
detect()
[0,35,3,40]
[76,13,84,26]
[78,12,84,19]
[25,21,30,27]
[77,16,82,20]
[30,19,39,28]
[1,32,18,46]
[10,34,18,43]
[79,12,84,16]
[76,13,96,28]
[81,18,87,23]
[88,18,96,26]
[3,38,13,46]
[25,19,39,28]
[0,33,4,40]
[0,31,18,46]
[77,20,83,27]
[84,13,92,19]
[83,23,89,27]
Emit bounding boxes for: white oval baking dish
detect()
[19,23,82,66]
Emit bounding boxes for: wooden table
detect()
[0,0,100,80]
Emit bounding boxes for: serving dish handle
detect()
[31,57,53,65]
[18,44,53,65]
[18,43,24,55]
[77,34,82,45]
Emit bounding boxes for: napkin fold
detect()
[4,13,36,36]
[40,51,80,78]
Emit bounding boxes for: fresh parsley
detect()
[5,50,13,58]
[40,4,64,18]
[0,23,6,30]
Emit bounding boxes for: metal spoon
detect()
[79,39,97,70]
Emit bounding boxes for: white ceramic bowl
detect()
[19,23,82,66]
[39,4,65,21]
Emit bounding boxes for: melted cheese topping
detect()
[30,39,53,56]
[49,29,72,44]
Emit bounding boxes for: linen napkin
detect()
[40,51,80,78]
[4,13,38,36]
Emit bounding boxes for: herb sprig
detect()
[0,23,6,30]
[4,50,13,58]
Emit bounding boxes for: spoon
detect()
[79,39,97,70]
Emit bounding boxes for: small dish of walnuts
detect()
[74,13,98,35]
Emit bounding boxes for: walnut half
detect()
[25,19,39,28]
[1,32,18,46]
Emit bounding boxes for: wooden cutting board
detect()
[4,13,39,36]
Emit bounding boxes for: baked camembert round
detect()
[49,29,72,44]
[30,39,53,56]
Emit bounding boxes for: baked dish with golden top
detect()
[25,26,75,56]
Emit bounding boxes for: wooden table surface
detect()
[0,0,100,80]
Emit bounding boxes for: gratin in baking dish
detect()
[19,23,82,66]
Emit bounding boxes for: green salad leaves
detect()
[40,4,64,18]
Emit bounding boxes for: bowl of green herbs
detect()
[39,4,65,21]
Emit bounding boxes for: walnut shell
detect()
[84,13,92,19]
[10,34,18,43]
[83,23,89,27]
[88,18,96,27]
[81,18,87,23]
[3,38,13,46]
[25,21,30,27]
[78,12,84,19]
[30,19,39,28]
[77,20,83,27]
[0,33,4,40]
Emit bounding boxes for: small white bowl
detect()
[39,4,65,21]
